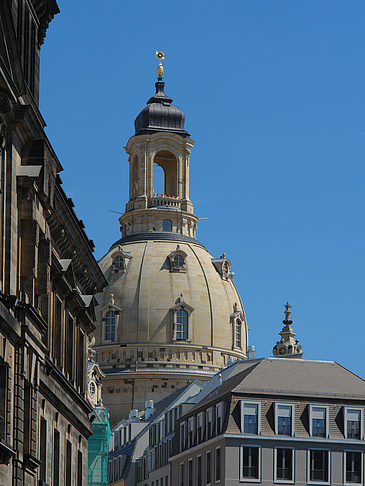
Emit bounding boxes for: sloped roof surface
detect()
[232,358,365,399]
[190,358,365,413]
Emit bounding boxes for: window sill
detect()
[240,478,261,483]
[274,480,294,484]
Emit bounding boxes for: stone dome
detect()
[134,80,189,137]
[98,238,246,352]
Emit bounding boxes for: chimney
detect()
[144,400,154,420]
[129,409,139,422]
[247,345,256,359]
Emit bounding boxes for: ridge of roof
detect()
[188,361,263,413]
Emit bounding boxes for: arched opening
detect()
[153,163,165,195]
[153,150,178,196]
[132,155,138,198]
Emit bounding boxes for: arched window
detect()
[176,309,188,340]
[162,219,172,231]
[173,254,184,268]
[105,310,116,341]
[235,319,241,348]
[113,255,125,270]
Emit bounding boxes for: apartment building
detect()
[170,357,365,486]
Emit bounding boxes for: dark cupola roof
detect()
[134,80,189,137]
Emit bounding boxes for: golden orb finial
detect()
[155,50,165,80]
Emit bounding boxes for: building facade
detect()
[0,1,107,485]
[94,55,248,425]
[170,358,365,486]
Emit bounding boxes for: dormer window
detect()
[102,294,121,343]
[110,247,132,275]
[168,245,187,273]
[105,310,116,341]
[171,294,194,342]
[174,254,184,268]
[176,310,188,340]
[162,219,172,231]
[212,253,234,280]
[113,255,125,271]
[230,303,245,351]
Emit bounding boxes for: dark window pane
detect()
[346,452,361,484]
[278,416,291,435]
[310,450,328,482]
[276,449,292,480]
[244,414,258,434]
[242,447,259,479]
[312,419,326,437]
[206,451,211,484]
[215,448,221,481]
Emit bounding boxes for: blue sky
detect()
[41,1,365,376]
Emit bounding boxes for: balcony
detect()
[148,195,181,209]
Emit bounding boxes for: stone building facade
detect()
[0,1,107,485]
[93,58,248,425]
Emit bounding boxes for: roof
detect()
[134,80,189,137]
[146,380,203,423]
[190,358,365,412]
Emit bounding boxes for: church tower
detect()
[94,53,248,424]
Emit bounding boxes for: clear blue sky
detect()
[41,1,365,377]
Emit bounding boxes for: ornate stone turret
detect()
[273,302,303,358]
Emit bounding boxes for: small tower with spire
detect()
[273,302,303,358]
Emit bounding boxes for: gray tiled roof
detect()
[232,358,365,399]
[190,358,365,413]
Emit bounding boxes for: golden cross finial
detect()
[156,50,165,80]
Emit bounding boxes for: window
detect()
[310,406,328,438]
[39,417,47,481]
[241,446,260,481]
[197,455,202,486]
[188,417,195,447]
[77,451,83,486]
[113,255,125,270]
[53,429,60,486]
[345,409,362,440]
[242,402,260,435]
[235,320,242,348]
[215,447,221,482]
[169,247,187,272]
[176,309,188,340]
[179,462,184,486]
[188,459,193,486]
[180,422,186,451]
[65,440,72,486]
[308,450,329,483]
[216,402,224,435]
[66,314,74,380]
[174,254,184,267]
[206,408,213,439]
[105,310,116,341]
[163,219,173,231]
[206,450,212,484]
[275,448,294,482]
[345,451,362,484]
[197,412,204,443]
[276,404,294,436]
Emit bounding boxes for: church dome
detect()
[134,80,189,137]
[94,57,248,424]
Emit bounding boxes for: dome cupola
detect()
[134,80,189,137]
[134,51,189,137]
